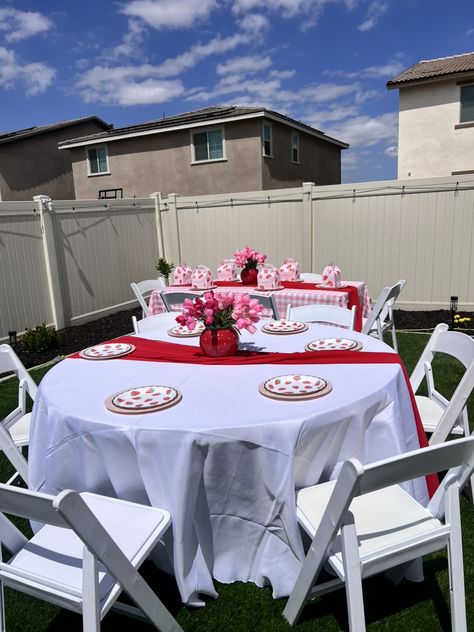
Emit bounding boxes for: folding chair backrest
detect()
[0,345,37,399]
[161,291,200,312]
[249,293,279,320]
[131,279,165,315]
[286,303,356,329]
[362,279,406,335]
[132,312,179,334]
[299,273,323,282]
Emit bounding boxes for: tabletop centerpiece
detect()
[234,246,267,285]
[176,290,264,357]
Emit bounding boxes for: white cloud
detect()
[384,145,398,158]
[0,8,52,42]
[270,69,296,79]
[305,105,360,126]
[326,112,397,148]
[103,19,148,60]
[237,12,270,35]
[466,28,474,36]
[121,0,218,29]
[0,47,55,95]
[325,55,407,80]
[217,55,272,75]
[355,89,378,104]
[358,0,388,31]
[299,82,360,102]
[75,64,184,105]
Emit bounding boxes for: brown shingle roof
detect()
[387,52,474,89]
[0,116,111,145]
[57,105,349,149]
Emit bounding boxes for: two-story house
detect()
[58,105,349,199]
[0,117,111,200]
[387,51,474,179]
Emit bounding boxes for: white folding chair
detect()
[0,484,183,631]
[284,436,474,631]
[362,279,406,352]
[130,279,166,317]
[410,323,474,444]
[299,273,323,283]
[248,293,279,320]
[161,291,200,313]
[132,312,180,334]
[286,303,356,330]
[0,345,38,484]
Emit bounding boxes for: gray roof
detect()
[0,116,111,145]
[387,52,474,89]
[57,105,349,149]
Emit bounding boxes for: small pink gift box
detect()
[173,263,193,285]
[257,264,281,290]
[191,265,213,289]
[217,259,237,282]
[279,258,300,281]
[321,264,342,288]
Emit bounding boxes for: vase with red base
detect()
[199,327,239,357]
[240,266,258,285]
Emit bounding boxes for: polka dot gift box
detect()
[257,264,281,290]
[173,262,193,285]
[279,258,300,281]
[191,265,213,289]
[321,263,342,288]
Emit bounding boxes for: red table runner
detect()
[72,336,437,495]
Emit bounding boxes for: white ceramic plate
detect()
[79,342,135,360]
[305,337,362,352]
[259,374,332,401]
[255,285,285,292]
[261,320,308,335]
[105,385,182,414]
[315,283,347,289]
[167,322,205,337]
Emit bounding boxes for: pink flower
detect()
[233,246,267,269]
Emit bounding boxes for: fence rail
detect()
[0,174,473,341]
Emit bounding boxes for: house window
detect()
[460,85,474,123]
[263,124,272,157]
[98,188,123,199]
[87,146,109,175]
[291,132,300,163]
[192,129,224,162]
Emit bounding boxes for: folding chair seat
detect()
[362,279,406,352]
[0,484,183,631]
[130,279,166,317]
[286,304,356,330]
[409,323,474,448]
[0,345,38,484]
[284,437,474,631]
[132,312,180,334]
[248,293,279,320]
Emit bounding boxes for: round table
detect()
[29,323,428,606]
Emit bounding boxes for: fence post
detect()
[166,193,182,264]
[301,182,314,272]
[150,192,166,259]
[33,195,65,330]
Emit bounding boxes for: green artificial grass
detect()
[1,334,474,631]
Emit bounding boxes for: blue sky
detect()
[1,0,473,183]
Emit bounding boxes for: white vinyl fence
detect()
[0,174,473,341]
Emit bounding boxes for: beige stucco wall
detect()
[398,80,474,178]
[70,118,344,199]
[0,121,107,201]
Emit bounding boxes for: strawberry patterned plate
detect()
[261,320,308,335]
[258,374,332,401]
[105,385,182,414]
[255,286,285,292]
[79,342,135,360]
[315,283,347,289]
[305,338,363,352]
[167,322,205,337]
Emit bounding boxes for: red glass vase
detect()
[199,327,239,357]
[240,266,258,285]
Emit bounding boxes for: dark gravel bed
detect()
[10,307,473,370]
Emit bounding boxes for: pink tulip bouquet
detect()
[176,290,264,333]
[233,246,267,270]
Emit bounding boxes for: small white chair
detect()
[299,272,323,283]
[283,436,474,630]
[410,323,474,445]
[0,344,38,484]
[161,291,200,313]
[132,312,180,334]
[286,304,356,330]
[362,279,406,352]
[130,279,166,317]
[249,293,279,320]
[0,484,183,631]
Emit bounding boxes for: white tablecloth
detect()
[28,324,428,605]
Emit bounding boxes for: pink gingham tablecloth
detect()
[148,282,371,320]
